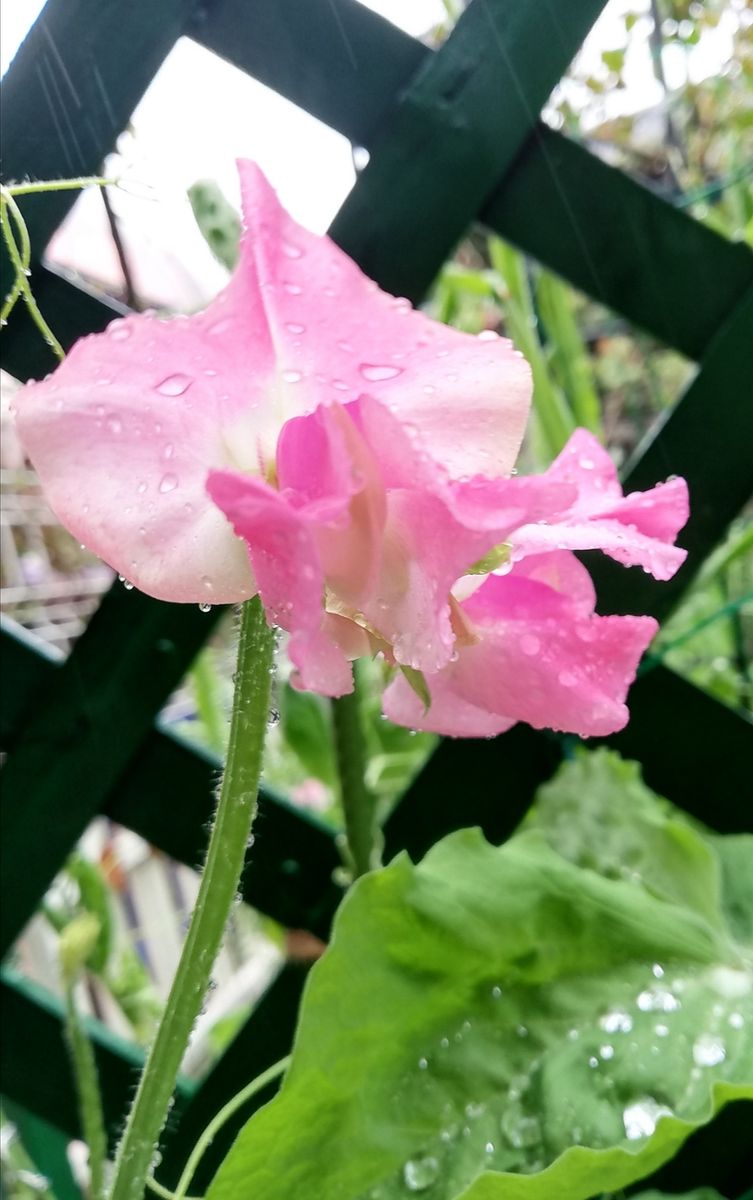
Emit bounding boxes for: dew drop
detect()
[599,1044,614,1060]
[477,329,499,341]
[403,1156,439,1191]
[600,1008,633,1034]
[198,602,212,613]
[637,988,680,1013]
[156,373,192,397]
[108,321,131,341]
[418,1057,428,1070]
[282,369,302,383]
[729,1012,744,1030]
[623,1097,671,1140]
[558,670,577,688]
[520,634,540,656]
[360,363,403,382]
[106,415,122,434]
[282,240,303,259]
[491,985,502,1000]
[692,1034,726,1067]
[284,282,303,296]
[285,322,305,334]
[159,473,179,494]
[579,456,595,470]
[268,708,280,727]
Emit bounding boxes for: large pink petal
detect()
[385,553,657,737]
[513,430,689,580]
[237,162,532,479]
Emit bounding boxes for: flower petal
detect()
[513,430,689,580]
[237,161,532,480]
[385,553,657,738]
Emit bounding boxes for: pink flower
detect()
[14,162,688,737]
[384,432,689,737]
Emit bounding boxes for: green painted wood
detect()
[329,0,608,303]
[2,1098,81,1200]
[188,0,426,150]
[0,620,343,938]
[0,590,224,959]
[199,2,751,361]
[481,124,753,362]
[587,285,753,621]
[0,0,191,255]
[385,661,753,864]
[156,964,308,1191]
[0,968,195,1148]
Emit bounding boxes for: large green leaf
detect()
[209,759,752,1200]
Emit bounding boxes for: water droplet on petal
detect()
[558,670,577,688]
[402,1156,439,1191]
[106,415,122,434]
[108,321,131,341]
[478,329,499,341]
[521,634,540,656]
[157,373,192,397]
[359,363,403,382]
[137,481,148,495]
[282,240,303,259]
[159,473,179,494]
[282,369,302,383]
[198,602,212,614]
[284,282,302,296]
[417,1057,428,1070]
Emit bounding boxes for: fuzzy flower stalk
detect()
[14,162,688,738]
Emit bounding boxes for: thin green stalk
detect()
[64,983,108,1200]
[6,175,114,197]
[190,648,226,756]
[0,187,31,324]
[171,1055,290,1200]
[332,678,380,878]
[0,186,64,357]
[109,597,275,1200]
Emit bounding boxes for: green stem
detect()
[0,186,64,357]
[171,1055,290,1200]
[64,982,108,1200]
[109,597,275,1200]
[332,680,380,878]
[190,648,226,756]
[6,175,114,197]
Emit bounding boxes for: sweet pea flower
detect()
[14,161,688,738]
[384,431,689,737]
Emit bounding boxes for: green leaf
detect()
[601,49,626,74]
[399,665,432,713]
[188,180,242,272]
[466,543,511,576]
[208,764,752,1200]
[279,682,336,786]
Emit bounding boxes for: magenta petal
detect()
[206,469,323,630]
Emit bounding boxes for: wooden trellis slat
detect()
[588,284,753,620]
[329,0,609,302]
[0,967,195,1145]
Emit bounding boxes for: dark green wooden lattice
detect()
[1,0,752,1194]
